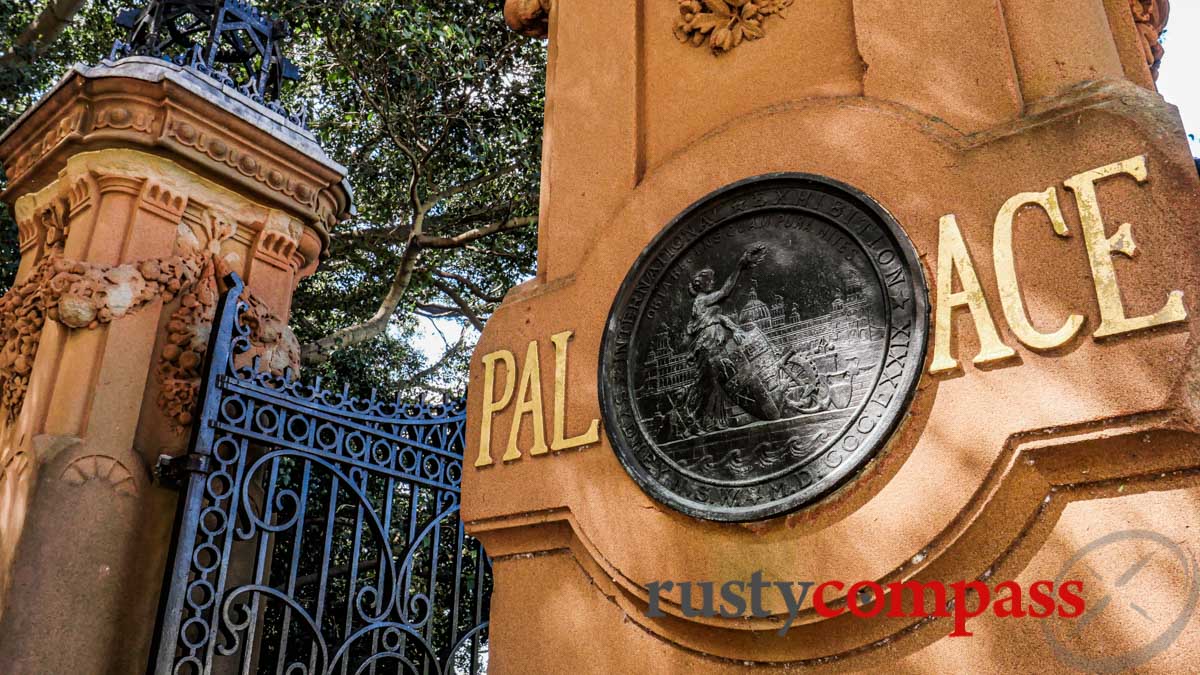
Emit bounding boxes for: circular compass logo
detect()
[1043,529,1200,673]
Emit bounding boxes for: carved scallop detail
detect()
[102,107,132,127]
[174,121,198,143]
[257,229,299,265]
[67,175,94,212]
[16,219,38,252]
[6,110,84,183]
[61,455,138,497]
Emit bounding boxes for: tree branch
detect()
[433,269,504,304]
[419,166,516,213]
[0,0,88,65]
[412,331,467,382]
[465,245,526,262]
[430,277,484,331]
[416,303,464,317]
[417,216,536,249]
[295,12,540,365]
[299,238,423,366]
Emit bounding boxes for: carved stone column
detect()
[0,57,351,673]
[468,0,1199,672]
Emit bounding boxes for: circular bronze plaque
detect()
[600,174,928,522]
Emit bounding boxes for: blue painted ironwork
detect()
[151,272,490,674]
[110,0,307,126]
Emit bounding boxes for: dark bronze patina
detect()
[600,174,929,522]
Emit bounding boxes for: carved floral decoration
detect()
[157,255,300,430]
[504,0,551,38]
[0,250,206,421]
[674,0,793,54]
[0,208,299,430]
[1130,0,1169,80]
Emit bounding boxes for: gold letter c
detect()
[992,187,1085,351]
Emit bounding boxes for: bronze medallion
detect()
[600,174,928,522]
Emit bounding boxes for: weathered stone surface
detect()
[0,58,350,673]
[467,1,1199,671]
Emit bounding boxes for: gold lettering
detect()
[476,349,516,467]
[1064,155,1187,338]
[931,214,1017,374]
[992,188,1085,350]
[504,340,548,461]
[550,331,600,451]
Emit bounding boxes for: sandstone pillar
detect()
[469,0,1200,672]
[0,57,350,673]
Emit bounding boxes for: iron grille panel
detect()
[152,273,490,675]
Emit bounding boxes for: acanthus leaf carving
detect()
[37,201,69,251]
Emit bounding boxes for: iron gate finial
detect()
[109,0,306,125]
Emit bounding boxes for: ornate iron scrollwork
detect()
[151,273,490,674]
[110,0,307,126]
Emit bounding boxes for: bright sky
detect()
[1159,4,1200,154]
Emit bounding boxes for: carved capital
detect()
[0,60,351,256]
[96,173,146,197]
[504,0,551,38]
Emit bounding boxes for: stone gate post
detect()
[468,0,1200,672]
[0,57,351,672]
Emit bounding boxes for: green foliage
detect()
[0,0,546,396]
[278,0,543,395]
[0,1,125,291]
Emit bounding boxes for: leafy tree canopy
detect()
[0,0,546,398]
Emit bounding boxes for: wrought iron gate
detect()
[151,273,490,675]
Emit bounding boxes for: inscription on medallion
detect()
[600,174,929,521]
